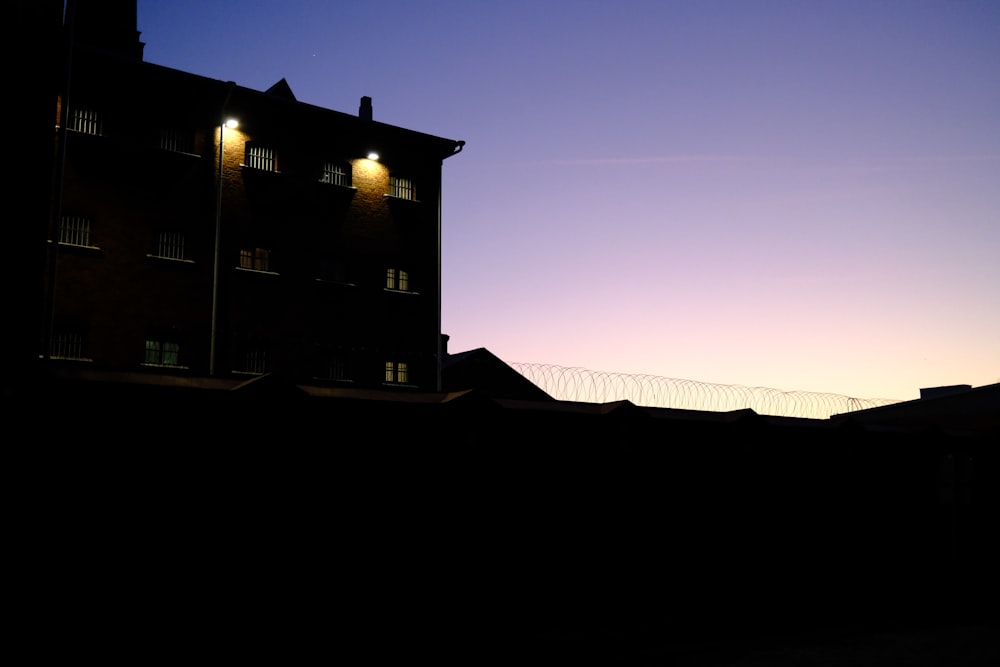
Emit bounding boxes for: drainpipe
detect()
[436,140,465,392]
[209,81,237,376]
[43,1,77,361]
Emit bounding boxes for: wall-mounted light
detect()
[225,118,239,129]
[367,151,380,160]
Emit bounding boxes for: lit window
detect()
[386,268,410,291]
[51,330,85,360]
[144,339,181,366]
[319,161,351,187]
[389,175,415,200]
[240,247,270,271]
[154,231,185,260]
[246,143,276,171]
[59,215,92,246]
[70,108,101,135]
[385,360,409,384]
[160,127,193,153]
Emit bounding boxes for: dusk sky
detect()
[136,0,999,402]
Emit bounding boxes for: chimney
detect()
[359,96,372,121]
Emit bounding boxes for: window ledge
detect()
[147,254,195,264]
[236,267,280,276]
[140,363,189,370]
[384,194,420,203]
[383,288,419,295]
[382,382,417,388]
[240,164,281,174]
[52,241,103,255]
[316,278,356,287]
[158,148,201,158]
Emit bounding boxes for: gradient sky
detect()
[136,0,1000,402]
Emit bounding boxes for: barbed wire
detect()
[509,363,903,420]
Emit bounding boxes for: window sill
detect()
[158,147,200,158]
[383,288,419,295]
[52,241,103,256]
[140,363,189,370]
[318,181,356,190]
[384,194,420,203]
[236,267,280,276]
[316,278,356,287]
[147,254,195,264]
[241,164,281,174]
[382,382,417,389]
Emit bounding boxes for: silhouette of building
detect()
[38,0,464,393]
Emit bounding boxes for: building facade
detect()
[42,1,464,392]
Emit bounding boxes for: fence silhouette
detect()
[509,363,902,420]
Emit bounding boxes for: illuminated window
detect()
[154,231,185,260]
[386,268,410,291]
[160,127,194,153]
[389,175,415,200]
[320,161,351,186]
[240,247,270,271]
[70,108,101,135]
[144,339,181,366]
[59,215,92,246]
[51,329,85,360]
[246,143,276,171]
[385,360,409,384]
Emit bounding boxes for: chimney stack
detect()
[359,96,372,121]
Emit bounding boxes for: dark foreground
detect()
[19,390,998,664]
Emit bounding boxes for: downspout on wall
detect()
[436,139,465,392]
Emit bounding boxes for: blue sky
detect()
[137,0,1000,401]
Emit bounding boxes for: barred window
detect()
[319,351,349,381]
[51,330,85,360]
[320,161,351,187]
[243,348,267,374]
[240,247,270,271]
[160,127,194,153]
[70,108,101,135]
[144,339,180,366]
[59,215,92,246]
[389,175,415,200]
[246,143,276,171]
[155,231,185,260]
[385,360,409,384]
[318,258,349,283]
[386,268,410,292]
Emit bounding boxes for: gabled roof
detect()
[264,78,296,101]
[442,347,554,402]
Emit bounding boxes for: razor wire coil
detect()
[509,362,901,420]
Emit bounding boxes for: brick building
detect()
[40,0,464,392]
